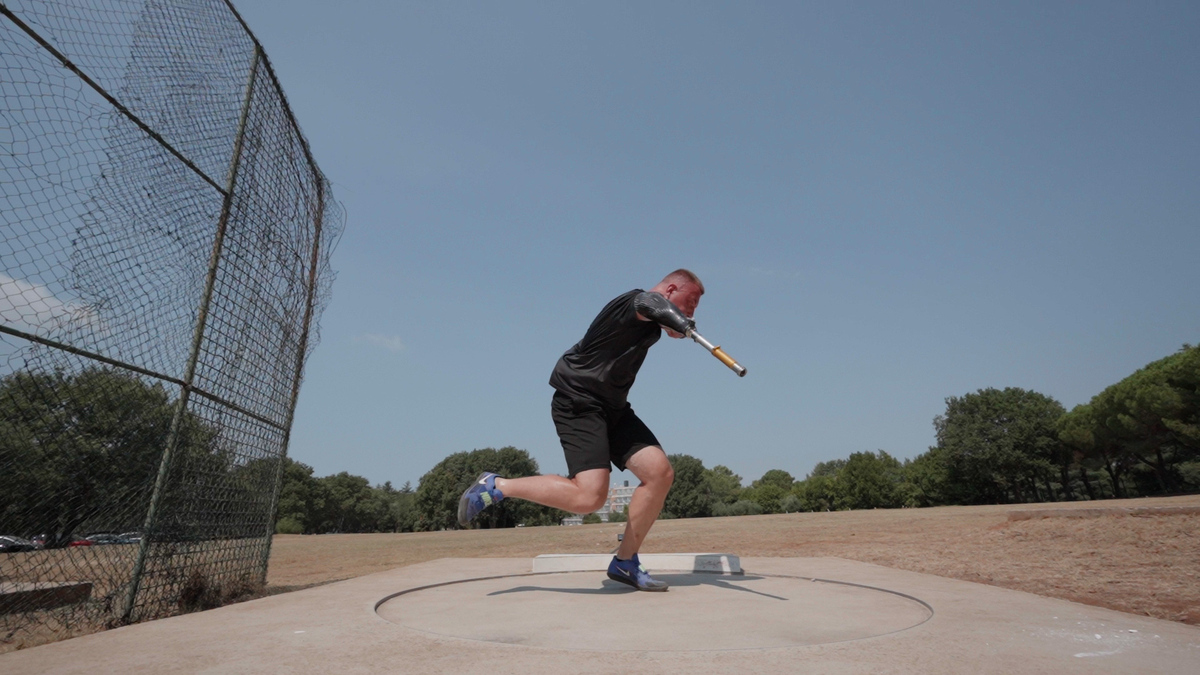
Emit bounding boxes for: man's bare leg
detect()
[616,446,674,560]
[495,468,610,514]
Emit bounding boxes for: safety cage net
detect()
[1,0,342,650]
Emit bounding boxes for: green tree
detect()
[1180,461,1200,490]
[750,484,787,513]
[794,470,839,512]
[414,446,566,530]
[274,456,325,533]
[793,458,848,511]
[581,513,602,524]
[663,454,711,518]
[273,462,420,534]
[1087,345,1199,494]
[712,500,762,516]
[898,447,951,507]
[275,517,303,534]
[810,459,846,477]
[753,469,795,491]
[0,367,216,546]
[836,450,903,510]
[934,387,1066,504]
[1057,346,1200,499]
[315,472,391,533]
[742,469,795,513]
[314,470,398,533]
[1058,404,1120,499]
[389,481,418,532]
[703,465,743,505]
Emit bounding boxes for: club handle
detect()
[711,347,747,377]
[687,328,747,377]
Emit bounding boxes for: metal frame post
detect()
[121,45,262,623]
[257,176,325,582]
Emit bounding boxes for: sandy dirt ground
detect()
[267,494,1200,625]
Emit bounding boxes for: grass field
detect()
[268,494,1200,625]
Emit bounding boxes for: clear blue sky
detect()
[231,1,1200,489]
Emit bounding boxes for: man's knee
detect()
[634,446,673,487]
[582,490,608,513]
[652,462,674,492]
[570,469,611,513]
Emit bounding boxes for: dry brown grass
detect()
[267,494,1200,625]
[2,540,270,654]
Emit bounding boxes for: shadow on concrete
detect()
[488,584,622,597]
[487,574,787,601]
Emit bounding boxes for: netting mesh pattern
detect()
[1,0,342,650]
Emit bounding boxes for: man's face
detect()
[667,283,702,318]
[663,283,702,337]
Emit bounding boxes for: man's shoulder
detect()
[598,289,643,311]
[617,289,651,313]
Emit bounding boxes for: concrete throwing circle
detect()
[376,571,932,652]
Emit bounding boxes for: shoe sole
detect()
[456,495,469,526]
[606,571,668,592]
[457,472,493,526]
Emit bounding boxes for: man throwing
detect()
[457,269,705,592]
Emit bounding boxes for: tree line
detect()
[358,343,1194,527]
[272,459,419,534]
[924,343,1199,505]
[0,365,558,538]
[239,342,1200,528]
[272,446,566,533]
[678,343,1199,517]
[3,345,1194,538]
[2,368,284,545]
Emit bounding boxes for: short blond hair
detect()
[662,269,704,295]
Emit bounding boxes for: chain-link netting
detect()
[1,0,342,650]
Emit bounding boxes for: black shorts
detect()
[551,391,660,478]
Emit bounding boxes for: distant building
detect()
[598,480,636,521]
[562,480,637,525]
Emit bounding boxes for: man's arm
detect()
[634,291,694,335]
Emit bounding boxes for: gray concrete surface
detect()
[2,556,1198,674]
[377,568,930,650]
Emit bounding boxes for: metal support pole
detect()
[257,174,325,583]
[122,45,262,624]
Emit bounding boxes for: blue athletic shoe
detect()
[607,553,669,592]
[457,472,503,526]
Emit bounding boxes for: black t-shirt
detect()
[549,289,662,409]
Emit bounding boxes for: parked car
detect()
[0,536,38,553]
[67,537,94,547]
